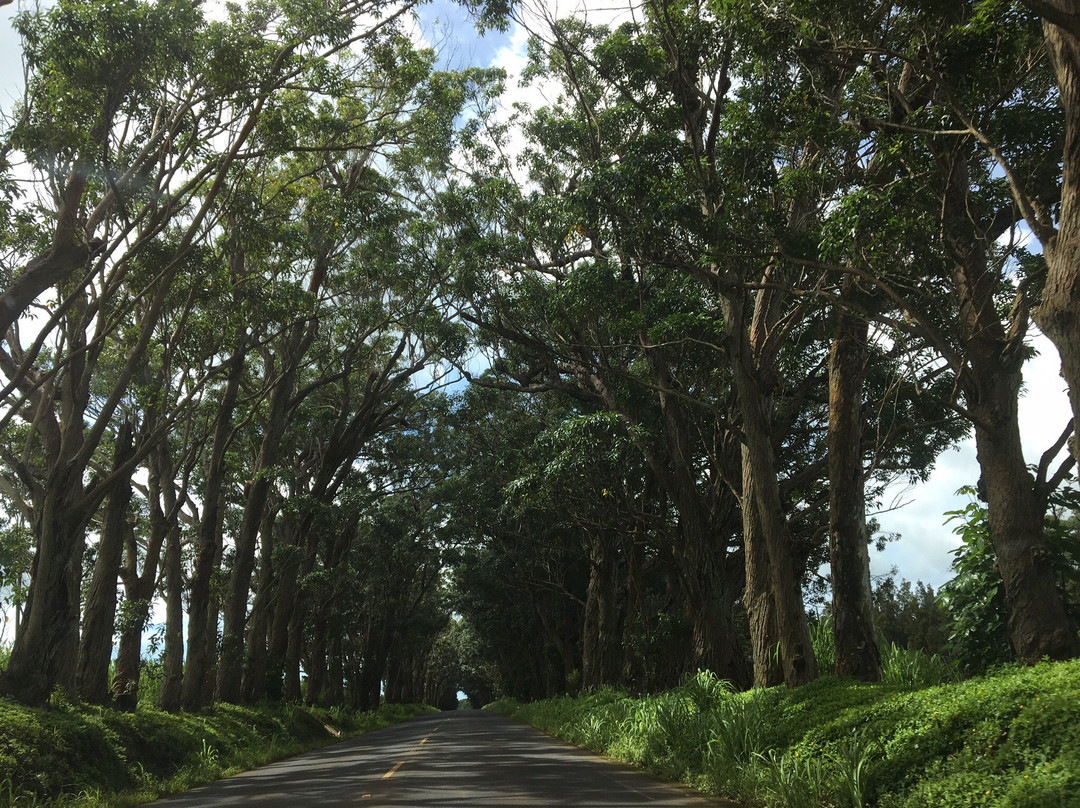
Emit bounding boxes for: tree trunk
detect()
[110,588,149,710]
[723,291,818,687]
[304,602,329,706]
[581,529,625,690]
[942,149,1080,662]
[217,369,293,703]
[1038,8,1080,464]
[76,421,136,703]
[327,633,345,707]
[0,463,88,704]
[827,296,882,681]
[355,622,391,712]
[154,441,184,712]
[622,522,648,690]
[742,462,784,688]
[182,338,246,710]
[637,340,749,686]
[114,436,172,708]
[974,412,1079,660]
[284,600,306,702]
[157,516,184,711]
[241,507,279,702]
[112,538,163,708]
[0,304,95,704]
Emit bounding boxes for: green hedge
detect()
[0,696,435,806]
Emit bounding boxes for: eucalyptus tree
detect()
[765,0,1080,663]
[0,0,429,705]
[500,402,669,690]
[332,474,448,710]
[241,269,479,706]
[444,9,822,687]
[74,419,136,704]
[74,250,217,706]
[442,3,829,687]
[443,386,593,699]
[453,0,973,687]
[1014,1,1080,464]
[443,40,765,685]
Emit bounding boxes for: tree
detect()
[450,1,966,688]
[1017,1,1080,464]
[940,483,1080,670]
[773,0,1080,663]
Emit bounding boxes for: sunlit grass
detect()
[492,658,1080,808]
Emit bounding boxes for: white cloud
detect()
[872,331,1075,589]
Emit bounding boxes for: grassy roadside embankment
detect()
[0,695,434,807]
[490,659,1080,807]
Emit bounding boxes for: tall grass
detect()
[880,642,959,687]
[812,618,960,687]
[494,658,1080,808]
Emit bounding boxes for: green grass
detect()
[0,696,435,807]
[490,659,1080,808]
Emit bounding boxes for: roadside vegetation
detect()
[3,3,1080,805]
[0,689,432,807]
[492,657,1080,808]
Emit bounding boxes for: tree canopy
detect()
[0,0,1078,709]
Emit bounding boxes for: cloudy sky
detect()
[0,0,1074,593]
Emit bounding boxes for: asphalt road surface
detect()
[150,710,727,806]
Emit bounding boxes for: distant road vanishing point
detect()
[150,710,730,806]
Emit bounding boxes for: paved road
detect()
[150,710,727,806]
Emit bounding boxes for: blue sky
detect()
[416,0,513,69]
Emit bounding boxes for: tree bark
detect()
[305,613,329,706]
[0,295,97,704]
[723,291,818,687]
[355,620,392,711]
[110,588,149,711]
[283,588,308,702]
[742,463,784,687]
[637,340,750,687]
[182,337,247,710]
[827,294,882,681]
[113,525,164,709]
[1037,6,1080,464]
[326,632,345,706]
[217,363,294,702]
[581,528,625,690]
[153,441,184,711]
[941,151,1080,662]
[1,472,88,703]
[157,515,185,711]
[240,507,279,703]
[76,421,136,703]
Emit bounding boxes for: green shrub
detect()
[0,698,435,806]
[754,748,830,808]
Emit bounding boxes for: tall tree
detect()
[0,0,421,705]
[777,0,1080,663]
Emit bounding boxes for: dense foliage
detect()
[493,659,1080,808]
[1,0,1079,786]
[0,694,432,806]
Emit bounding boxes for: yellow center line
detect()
[382,734,432,780]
